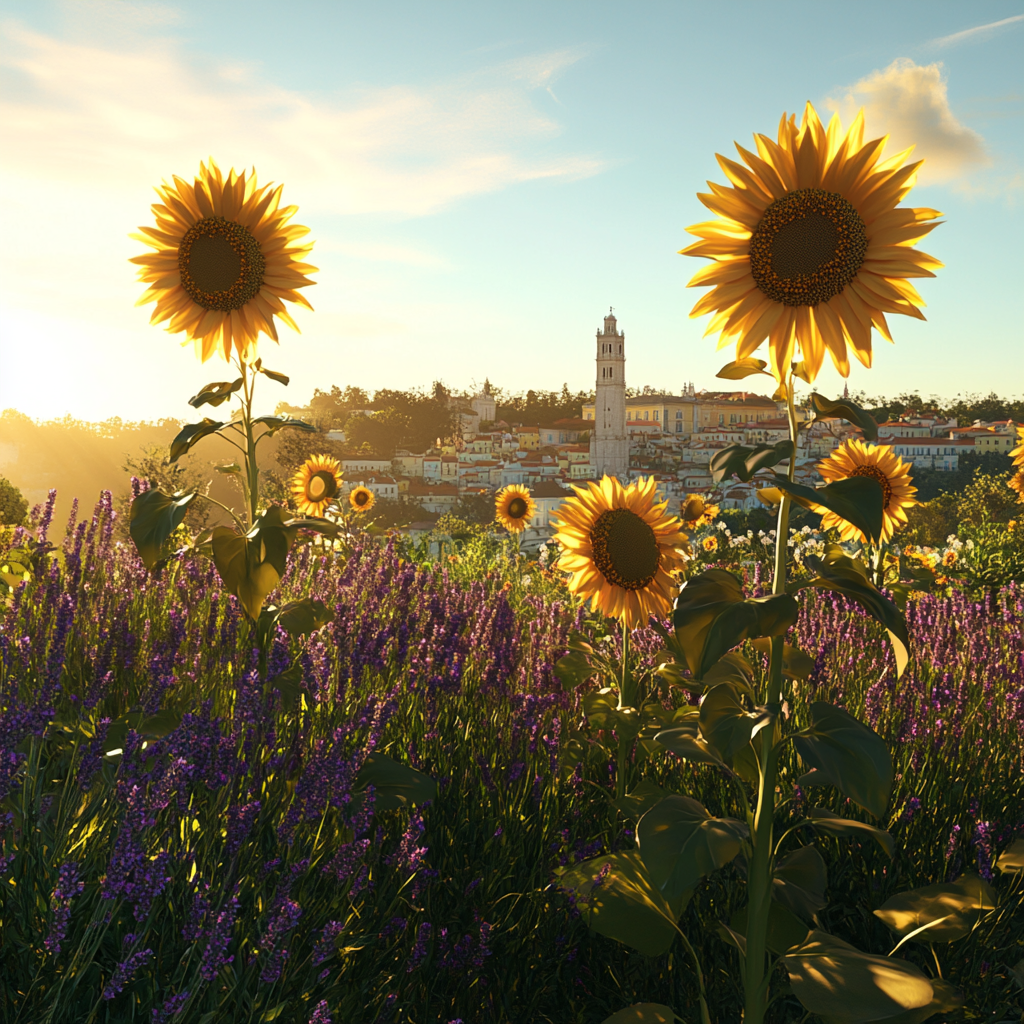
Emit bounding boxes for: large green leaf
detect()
[189,378,243,409]
[772,845,827,921]
[129,488,196,569]
[749,638,815,680]
[252,414,317,436]
[805,807,895,859]
[804,545,911,677]
[673,570,798,679]
[873,874,997,943]
[254,360,290,386]
[277,598,333,637]
[637,795,748,901]
[210,507,299,620]
[612,780,673,820]
[354,752,436,811]
[810,393,878,442]
[169,418,228,463]
[796,710,890,819]
[558,850,690,957]
[710,441,794,484]
[793,702,892,819]
[654,720,730,772]
[727,901,810,956]
[555,648,597,690]
[996,838,1024,874]
[716,357,771,380]
[771,475,884,545]
[698,684,762,767]
[601,1005,676,1024]
[782,930,949,1024]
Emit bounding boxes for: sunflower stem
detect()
[744,372,798,1024]
[237,359,260,529]
[615,625,632,803]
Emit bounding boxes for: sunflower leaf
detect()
[188,379,243,409]
[557,850,691,958]
[771,474,885,545]
[354,752,436,811]
[710,442,794,484]
[874,875,997,943]
[716,358,771,380]
[258,367,290,386]
[169,419,229,464]
[277,597,333,637]
[252,415,317,436]
[129,488,196,570]
[599,1005,676,1024]
[793,702,893,819]
[637,794,748,900]
[772,845,828,921]
[803,543,911,677]
[727,901,810,957]
[781,930,948,1023]
[672,569,798,679]
[809,393,878,442]
[804,807,896,859]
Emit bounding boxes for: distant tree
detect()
[452,492,495,525]
[0,476,28,526]
[116,444,215,537]
[344,407,412,458]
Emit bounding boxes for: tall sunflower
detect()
[349,486,375,513]
[681,103,942,381]
[813,440,916,543]
[681,494,719,527]
[1009,425,1024,504]
[553,476,689,629]
[290,455,341,517]
[131,159,316,364]
[495,485,537,533]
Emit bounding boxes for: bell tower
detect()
[590,308,628,479]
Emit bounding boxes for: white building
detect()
[589,309,628,479]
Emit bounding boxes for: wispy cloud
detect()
[0,21,603,220]
[926,13,1024,50]
[826,58,989,185]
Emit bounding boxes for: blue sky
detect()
[0,0,1021,421]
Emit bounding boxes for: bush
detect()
[0,476,27,526]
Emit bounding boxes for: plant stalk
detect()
[616,626,633,802]
[743,373,798,1024]
[238,359,259,529]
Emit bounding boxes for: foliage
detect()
[0,495,1022,1021]
[493,383,594,426]
[905,470,1020,546]
[0,476,28,526]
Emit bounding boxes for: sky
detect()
[0,0,1022,422]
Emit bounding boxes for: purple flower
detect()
[45,861,84,955]
[313,920,345,965]
[309,1001,332,1024]
[200,892,239,981]
[102,938,154,999]
[259,896,303,984]
[152,991,190,1023]
[406,922,432,972]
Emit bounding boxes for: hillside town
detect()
[287,311,1019,547]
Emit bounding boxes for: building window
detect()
[654,410,659,421]
[644,411,649,421]
[676,410,681,418]
[719,414,724,425]
[676,422,682,433]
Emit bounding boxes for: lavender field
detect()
[1,491,1022,1023]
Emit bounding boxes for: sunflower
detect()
[813,440,917,543]
[552,476,689,629]
[290,455,341,517]
[1010,427,1024,504]
[495,485,537,533]
[349,486,375,513]
[131,159,317,364]
[681,103,942,381]
[681,494,719,527]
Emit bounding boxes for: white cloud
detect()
[926,13,1024,50]
[0,22,603,218]
[826,58,989,185]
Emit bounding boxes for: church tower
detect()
[590,308,628,479]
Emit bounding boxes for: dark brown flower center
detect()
[850,464,892,508]
[590,508,660,591]
[749,188,867,307]
[306,471,337,502]
[507,497,528,520]
[353,489,370,506]
[178,216,265,311]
